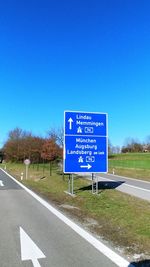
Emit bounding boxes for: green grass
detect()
[109,153,150,181]
[2,162,150,260]
[109,159,150,169]
[109,153,150,169]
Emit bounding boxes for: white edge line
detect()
[123,183,150,192]
[0,168,133,267]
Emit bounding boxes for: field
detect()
[1,160,150,263]
[109,153,150,181]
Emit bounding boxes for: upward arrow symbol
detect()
[20,227,46,267]
[68,117,73,130]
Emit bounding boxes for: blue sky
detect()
[0,0,150,148]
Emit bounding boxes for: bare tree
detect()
[47,126,64,148]
[122,137,143,153]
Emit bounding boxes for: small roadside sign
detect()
[64,111,108,173]
[24,159,30,165]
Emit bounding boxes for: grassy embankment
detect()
[109,153,150,182]
[1,159,150,262]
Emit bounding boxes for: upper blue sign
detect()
[65,111,107,136]
[64,111,108,173]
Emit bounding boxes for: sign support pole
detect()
[68,174,71,194]
[24,159,31,180]
[26,165,28,180]
[96,175,98,194]
[71,174,74,195]
[92,173,99,194]
[92,173,94,194]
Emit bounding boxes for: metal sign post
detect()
[71,174,74,195]
[92,173,99,194]
[96,175,98,194]
[92,173,94,194]
[68,174,71,194]
[24,159,31,180]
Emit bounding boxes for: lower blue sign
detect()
[64,135,108,173]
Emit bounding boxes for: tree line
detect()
[1,127,150,162]
[110,137,150,154]
[1,127,63,163]
[121,137,150,153]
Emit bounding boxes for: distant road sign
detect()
[24,159,30,165]
[64,111,108,173]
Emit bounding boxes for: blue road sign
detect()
[64,111,108,173]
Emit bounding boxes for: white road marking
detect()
[0,180,4,186]
[1,168,133,267]
[20,227,46,267]
[123,183,150,192]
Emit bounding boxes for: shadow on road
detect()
[129,259,150,267]
[77,180,125,192]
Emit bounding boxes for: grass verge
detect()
[109,153,150,181]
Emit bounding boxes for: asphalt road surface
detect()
[97,173,150,202]
[0,169,133,267]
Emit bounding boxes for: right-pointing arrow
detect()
[20,227,46,267]
[80,164,92,170]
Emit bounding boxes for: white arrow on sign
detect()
[20,227,46,267]
[0,180,4,186]
[68,117,73,130]
[80,164,92,170]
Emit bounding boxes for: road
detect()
[83,172,150,202]
[0,169,133,267]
